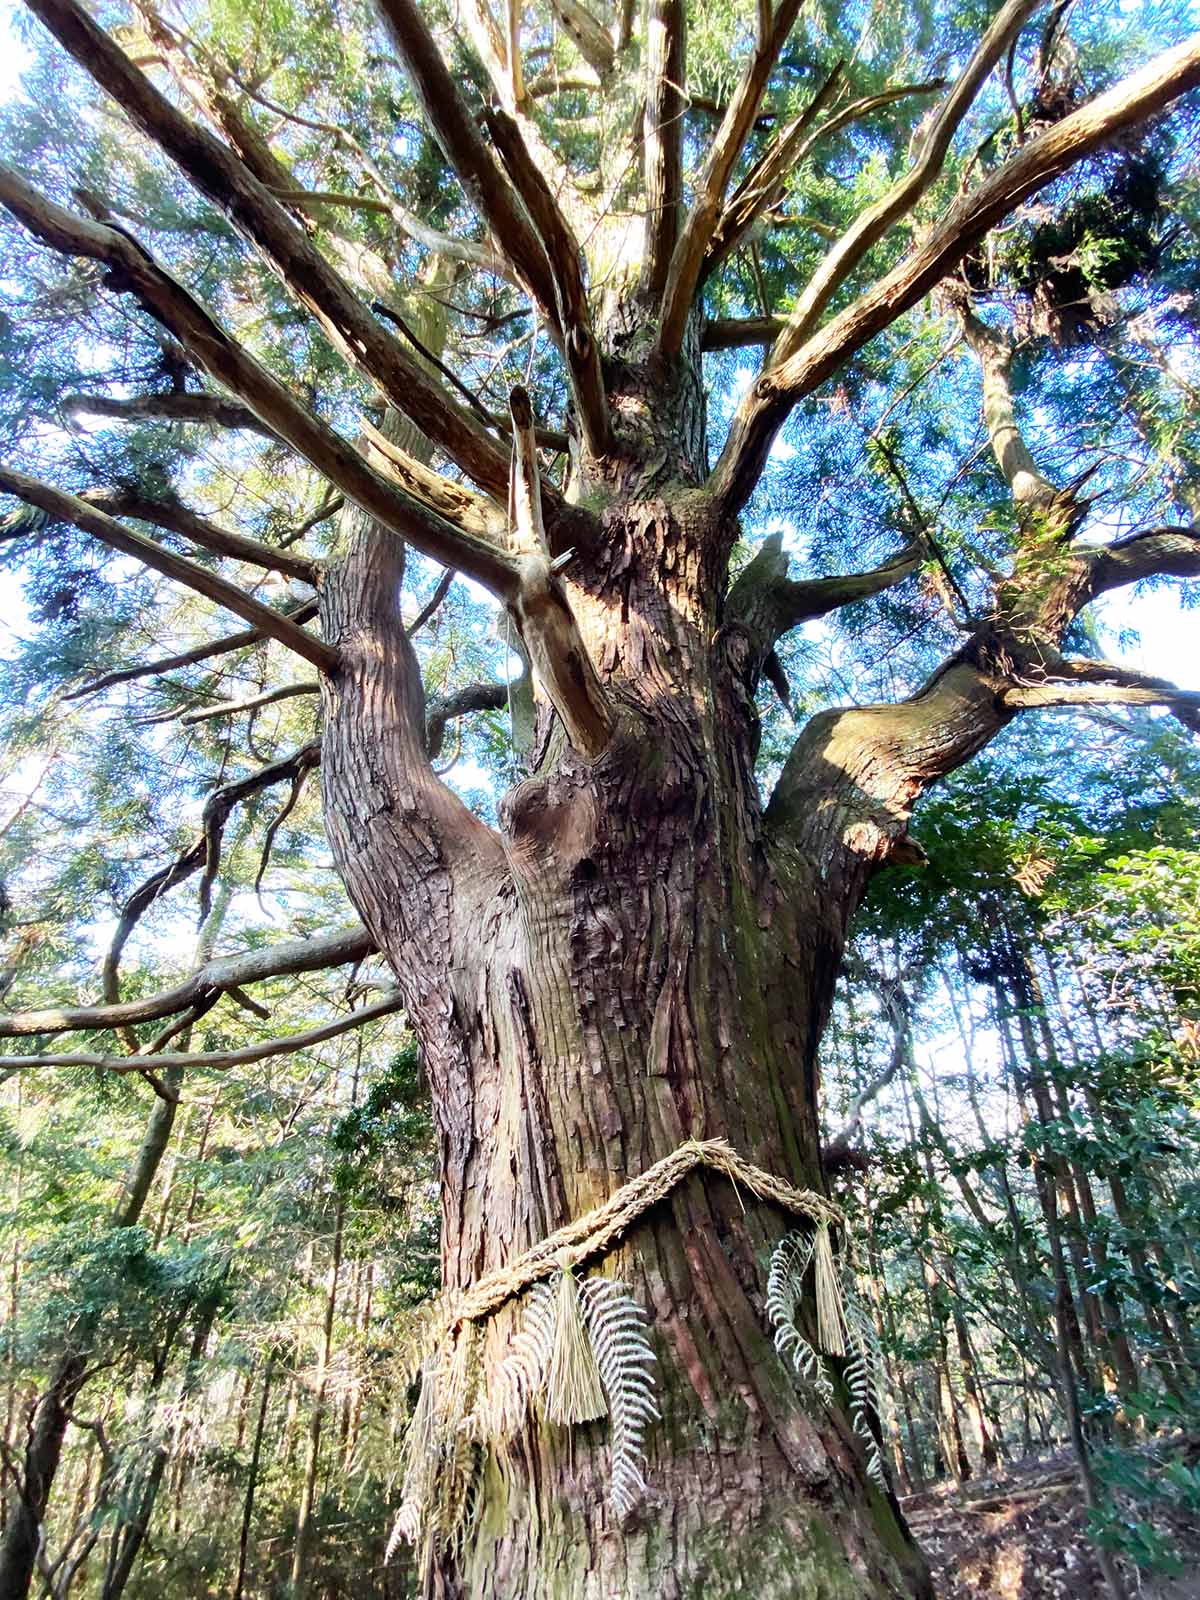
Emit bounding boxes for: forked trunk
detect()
[319,315,932,1597]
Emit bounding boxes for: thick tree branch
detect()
[63,601,319,699]
[711,33,1200,515]
[702,315,787,349]
[0,169,521,593]
[374,0,558,320]
[0,926,375,1037]
[0,991,404,1073]
[641,0,687,299]
[507,386,613,757]
[771,0,1041,371]
[62,389,276,439]
[1084,524,1200,598]
[86,488,319,584]
[726,529,926,691]
[24,0,514,499]
[701,64,845,285]
[0,467,337,673]
[957,307,1058,511]
[483,109,611,455]
[1002,658,1200,735]
[655,0,806,357]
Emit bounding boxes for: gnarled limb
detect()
[506,386,613,757]
[711,33,1200,516]
[62,389,276,439]
[726,529,926,690]
[766,660,1011,890]
[640,0,686,299]
[426,680,511,758]
[0,926,375,1037]
[1084,524,1200,597]
[24,0,514,499]
[0,991,404,1073]
[0,467,337,673]
[100,741,322,1005]
[0,169,520,593]
[656,0,807,358]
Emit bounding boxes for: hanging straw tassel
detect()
[543,1263,607,1425]
[813,1223,847,1357]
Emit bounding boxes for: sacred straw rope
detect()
[431,1136,843,1340]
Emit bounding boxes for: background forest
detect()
[0,0,1197,1593]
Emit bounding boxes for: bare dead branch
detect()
[641,0,687,299]
[0,467,337,673]
[100,742,322,1004]
[406,567,456,637]
[507,385,613,757]
[656,0,806,357]
[711,33,1200,515]
[0,926,375,1037]
[356,417,505,540]
[0,991,404,1073]
[550,0,615,78]
[180,681,320,725]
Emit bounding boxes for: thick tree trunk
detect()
[318,398,931,1596]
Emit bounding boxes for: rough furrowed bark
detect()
[319,378,929,1595]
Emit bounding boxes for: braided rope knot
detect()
[422,1136,841,1348]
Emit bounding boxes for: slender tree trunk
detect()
[233,1353,276,1600]
[289,1195,345,1599]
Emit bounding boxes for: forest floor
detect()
[905,1442,1200,1600]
